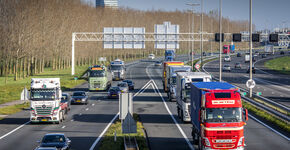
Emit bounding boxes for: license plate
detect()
[76,100,81,102]
[112,95,116,96]
[115,78,119,80]
[41,119,47,121]
[96,88,99,90]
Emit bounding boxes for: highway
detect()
[0,55,289,150]
[203,52,290,108]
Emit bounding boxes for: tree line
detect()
[0,0,249,81]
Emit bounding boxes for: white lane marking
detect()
[92,103,95,106]
[146,64,194,150]
[89,64,155,149]
[71,119,74,122]
[202,57,290,141]
[86,108,89,111]
[62,126,66,129]
[89,113,119,150]
[0,121,30,140]
[248,114,290,141]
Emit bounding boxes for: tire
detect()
[177,107,181,118]
[192,130,199,145]
[62,111,66,120]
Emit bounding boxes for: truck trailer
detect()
[176,72,212,122]
[162,61,184,92]
[190,82,248,150]
[30,78,65,124]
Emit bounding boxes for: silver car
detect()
[222,64,231,72]
[117,82,129,93]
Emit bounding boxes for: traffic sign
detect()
[194,63,200,70]
[246,79,256,89]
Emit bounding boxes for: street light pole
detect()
[200,0,204,65]
[249,0,253,97]
[187,3,200,69]
[219,0,223,82]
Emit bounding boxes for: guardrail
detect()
[197,56,290,123]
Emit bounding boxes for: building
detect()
[96,0,118,8]
[81,0,118,8]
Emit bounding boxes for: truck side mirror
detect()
[243,108,248,121]
[198,110,201,122]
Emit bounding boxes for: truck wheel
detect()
[192,131,198,145]
[177,107,180,118]
[62,111,66,120]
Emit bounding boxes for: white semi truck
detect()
[176,72,212,122]
[264,45,274,54]
[167,65,191,101]
[30,78,65,124]
[110,59,125,81]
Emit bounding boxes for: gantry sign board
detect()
[154,22,179,49]
[103,27,145,49]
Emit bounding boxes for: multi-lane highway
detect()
[203,52,290,107]
[0,54,289,150]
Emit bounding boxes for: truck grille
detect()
[94,83,101,88]
[35,106,52,115]
[114,72,120,78]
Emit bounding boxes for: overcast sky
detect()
[119,0,290,31]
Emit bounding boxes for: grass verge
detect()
[253,98,289,116]
[242,101,290,133]
[0,66,89,104]
[98,114,148,150]
[264,56,290,75]
[0,102,30,120]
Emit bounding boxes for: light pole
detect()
[187,3,200,69]
[200,0,204,65]
[219,0,223,82]
[249,0,253,97]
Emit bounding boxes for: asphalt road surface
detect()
[0,54,289,150]
[203,52,290,108]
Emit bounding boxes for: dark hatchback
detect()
[37,133,71,150]
[108,87,121,99]
[71,91,88,105]
[247,66,256,74]
[123,80,134,90]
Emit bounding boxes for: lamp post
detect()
[249,0,253,97]
[219,0,223,82]
[200,0,204,65]
[187,3,200,69]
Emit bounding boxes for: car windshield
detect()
[224,65,230,67]
[110,87,120,91]
[31,89,57,100]
[89,70,105,77]
[124,80,132,84]
[111,65,123,70]
[73,92,85,96]
[171,76,177,84]
[205,107,242,123]
[225,56,229,58]
[118,83,127,87]
[42,135,66,143]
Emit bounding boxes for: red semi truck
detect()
[190,82,248,150]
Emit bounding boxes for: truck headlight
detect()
[203,137,211,147]
[237,136,244,146]
[52,110,58,116]
[82,98,86,101]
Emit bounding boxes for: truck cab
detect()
[30,78,65,124]
[167,65,191,101]
[165,49,175,61]
[190,82,248,150]
[176,72,212,122]
[110,59,125,81]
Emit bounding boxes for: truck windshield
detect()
[31,89,56,100]
[205,107,242,123]
[89,70,105,77]
[111,65,123,70]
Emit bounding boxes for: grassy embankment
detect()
[0,66,88,119]
[264,56,290,75]
[99,114,148,150]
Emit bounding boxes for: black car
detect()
[247,66,256,74]
[35,147,57,150]
[71,91,88,105]
[280,51,285,55]
[37,133,71,150]
[261,54,267,58]
[108,86,121,99]
[202,52,207,56]
[237,53,242,57]
[123,80,134,90]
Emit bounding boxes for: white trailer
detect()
[264,45,274,54]
[30,78,64,124]
[166,65,191,101]
[176,72,212,122]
